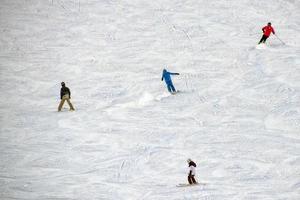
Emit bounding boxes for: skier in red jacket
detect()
[258,22,275,44]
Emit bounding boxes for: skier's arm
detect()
[188,170,192,176]
[60,89,63,99]
[170,72,180,75]
[161,76,164,81]
[68,88,71,99]
[272,28,275,34]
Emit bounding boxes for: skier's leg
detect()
[191,175,197,184]
[262,35,269,43]
[258,35,265,44]
[66,99,75,111]
[188,176,193,184]
[58,99,65,111]
[167,84,172,92]
[170,84,176,92]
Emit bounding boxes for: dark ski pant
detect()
[258,35,269,44]
[166,82,176,93]
[188,175,197,184]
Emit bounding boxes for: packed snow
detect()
[0,0,300,199]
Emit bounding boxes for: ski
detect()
[176,183,206,187]
[171,90,180,95]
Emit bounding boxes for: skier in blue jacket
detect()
[161,69,180,93]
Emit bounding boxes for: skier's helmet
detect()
[187,158,192,163]
[61,82,65,86]
[268,22,271,26]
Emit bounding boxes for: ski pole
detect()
[275,34,285,45]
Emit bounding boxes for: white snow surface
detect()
[0,0,300,199]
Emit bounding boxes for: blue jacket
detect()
[161,69,179,84]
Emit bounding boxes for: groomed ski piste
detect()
[0,0,300,199]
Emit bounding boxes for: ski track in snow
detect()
[0,0,300,199]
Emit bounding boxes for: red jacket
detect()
[262,25,275,37]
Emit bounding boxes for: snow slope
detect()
[0,0,300,199]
